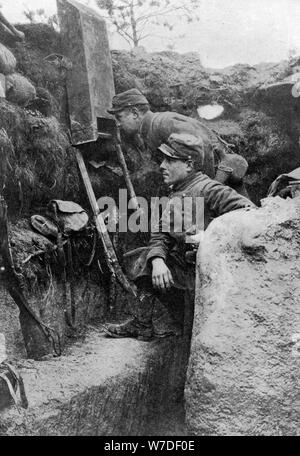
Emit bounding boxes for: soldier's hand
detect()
[151,258,174,292]
[185,225,198,236]
[185,226,204,245]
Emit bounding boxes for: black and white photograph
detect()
[0,0,299,440]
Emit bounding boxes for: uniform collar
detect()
[171,171,202,192]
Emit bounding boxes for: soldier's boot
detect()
[102,317,153,341]
[135,291,184,338]
[102,290,155,341]
[153,319,182,338]
[102,290,184,340]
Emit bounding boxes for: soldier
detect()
[108,88,249,195]
[104,133,255,340]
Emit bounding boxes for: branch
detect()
[22,250,45,264]
[113,24,133,45]
[136,6,186,23]
[138,33,151,41]
[113,21,133,41]
[136,18,150,35]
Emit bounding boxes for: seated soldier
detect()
[104,133,256,340]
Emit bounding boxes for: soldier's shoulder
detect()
[191,174,227,194]
[153,111,189,123]
[192,172,214,185]
[177,173,211,194]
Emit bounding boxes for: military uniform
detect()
[115,168,255,342]
[126,170,255,289]
[108,88,250,194]
[104,130,255,342]
[140,110,218,179]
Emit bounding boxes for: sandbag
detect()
[6,73,36,107]
[0,43,16,75]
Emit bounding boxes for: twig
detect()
[42,264,55,304]
[22,240,67,265]
[22,250,45,265]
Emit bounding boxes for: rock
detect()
[186,197,300,436]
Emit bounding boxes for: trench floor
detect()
[0,327,187,436]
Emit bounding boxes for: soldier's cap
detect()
[107,89,149,114]
[158,133,204,162]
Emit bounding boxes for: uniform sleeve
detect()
[146,232,174,263]
[202,178,256,215]
[156,115,207,145]
[146,199,176,263]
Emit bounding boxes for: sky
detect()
[1,0,300,68]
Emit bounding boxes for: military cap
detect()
[107,88,149,114]
[158,133,204,163]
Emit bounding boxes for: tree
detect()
[96,0,200,48]
[23,8,58,29]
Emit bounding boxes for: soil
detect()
[0,329,188,436]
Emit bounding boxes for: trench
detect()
[1,16,300,437]
[0,271,192,435]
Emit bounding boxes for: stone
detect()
[57,0,115,144]
[186,196,300,436]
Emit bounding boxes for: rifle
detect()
[0,197,61,359]
[74,147,137,298]
[113,123,149,246]
[114,126,141,213]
